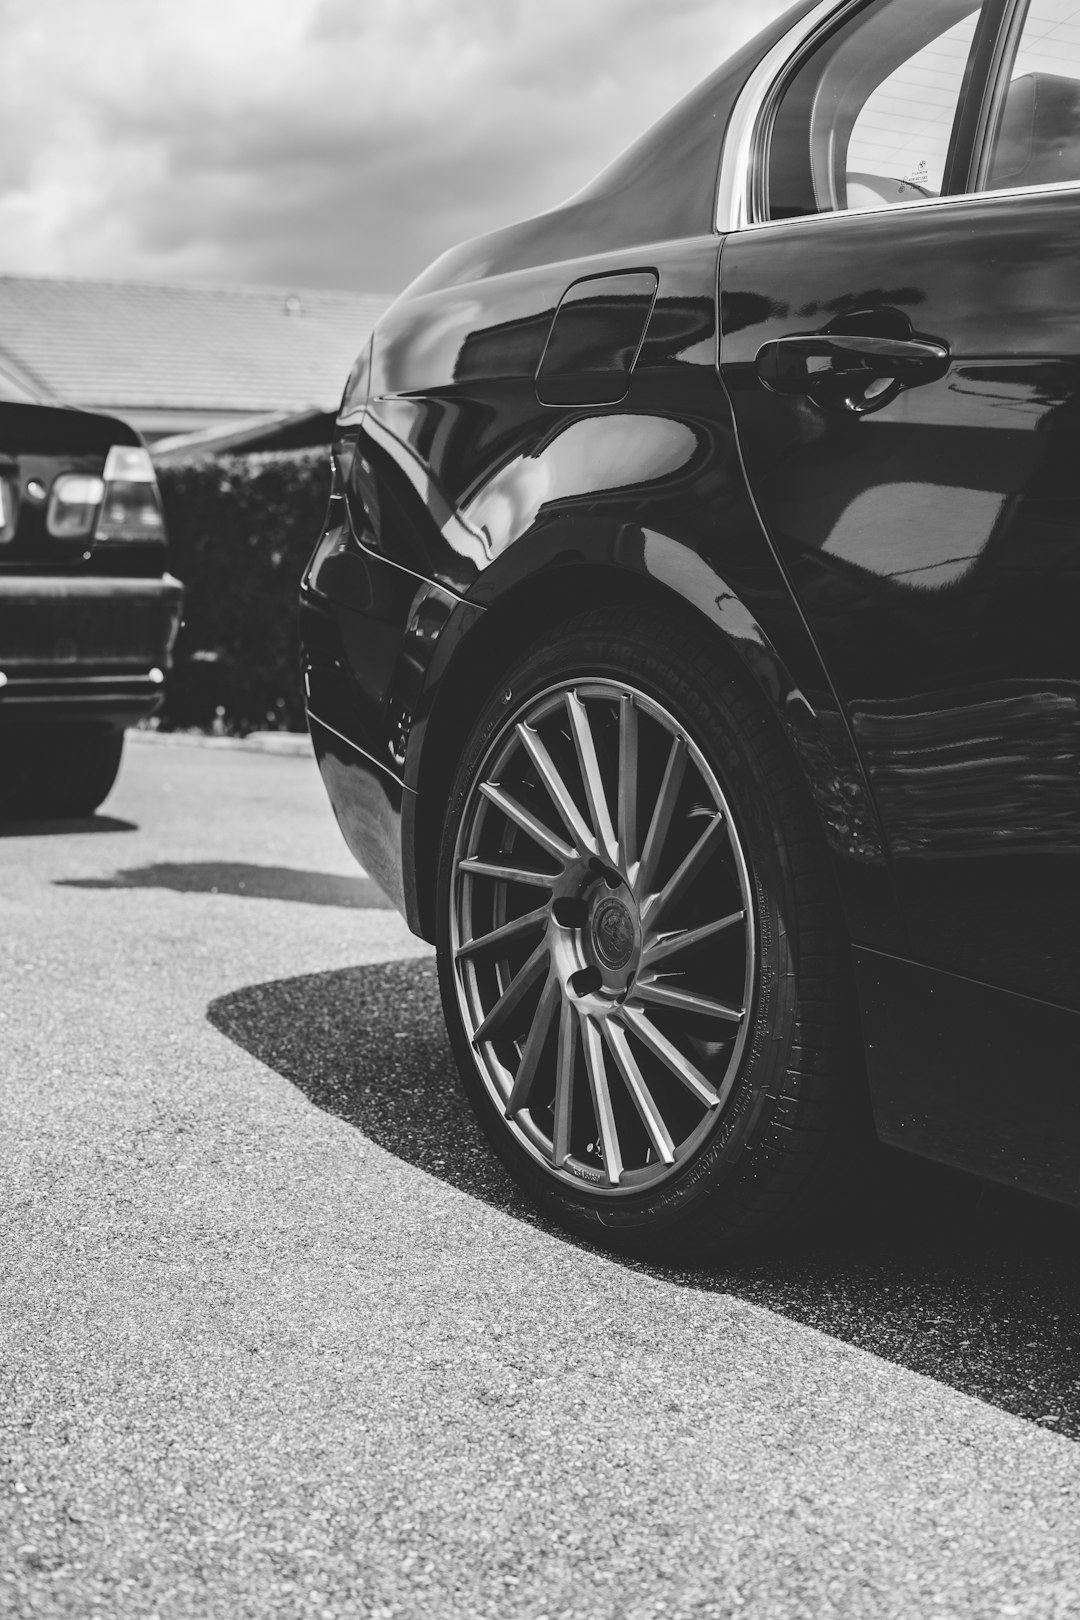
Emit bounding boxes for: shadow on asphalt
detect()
[58,860,394,909]
[207,955,1080,1443]
[0,814,137,838]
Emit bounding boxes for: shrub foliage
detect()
[156,450,330,733]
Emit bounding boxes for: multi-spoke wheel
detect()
[436,610,858,1255]
[451,680,754,1192]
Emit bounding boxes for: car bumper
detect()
[300,584,414,923]
[299,506,471,936]
[0,573,183,725]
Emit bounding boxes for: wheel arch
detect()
[406,540,889,948]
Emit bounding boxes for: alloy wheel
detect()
[450,679,756,1194]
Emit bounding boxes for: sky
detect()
[0,0,789,297]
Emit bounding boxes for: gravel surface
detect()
[2,740,1079,1620]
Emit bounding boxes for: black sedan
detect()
[301,0,1080,1253]
[0,365,181,818]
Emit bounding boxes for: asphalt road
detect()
[3,736,1079,1620]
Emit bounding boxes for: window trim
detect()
[714,0,1042,235]
[720,172,1080,237]
[969,0,1052,193]
[941,0,1019,195]
[714,0,851,233]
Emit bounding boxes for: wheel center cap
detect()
[592,897,635,970]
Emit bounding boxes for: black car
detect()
[0,365,182,818]
[301,0,1080,1253]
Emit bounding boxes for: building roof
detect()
[151,407,335,463]
[0,275,390,416]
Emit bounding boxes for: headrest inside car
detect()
[988,72,1080,190]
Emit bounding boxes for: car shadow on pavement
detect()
[58,860,394,908]
[208,955,1080,1444]
[0,814,137,838]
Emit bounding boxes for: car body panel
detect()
[719,191,1080,1012]
[307,712,410,919]
[305,228,901,953]
[300,0,1080,1208]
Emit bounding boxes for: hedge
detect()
[156,449,331,733]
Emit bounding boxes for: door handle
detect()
[756,334,950,396]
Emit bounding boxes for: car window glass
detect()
[0,366,37,404]
[767,0,983,220]
[983,0,1080,190]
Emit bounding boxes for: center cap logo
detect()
[593,898,635,970]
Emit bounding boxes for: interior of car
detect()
[987,71,1080,188]
[769,0,1080,221]
[767,0,978,218]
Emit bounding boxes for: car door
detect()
[718,0,1080,1201]
[720,0,1080,1017]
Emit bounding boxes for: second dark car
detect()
[301,0,1080,1253]
[0,363,181,819]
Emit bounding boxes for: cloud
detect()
[0,0,787,293]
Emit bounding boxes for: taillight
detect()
[46,474,106,538]
[94,445,165,542]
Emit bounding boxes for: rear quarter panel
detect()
[339,235,900,952]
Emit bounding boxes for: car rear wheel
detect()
[435,607,861,1257]
[0,723,125,820]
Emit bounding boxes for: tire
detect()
[0,724,125,820]
[435,606,863,1258]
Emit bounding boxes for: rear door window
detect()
[982,0,1080,191]
[766,0,984,219]
[0,366,39,405]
